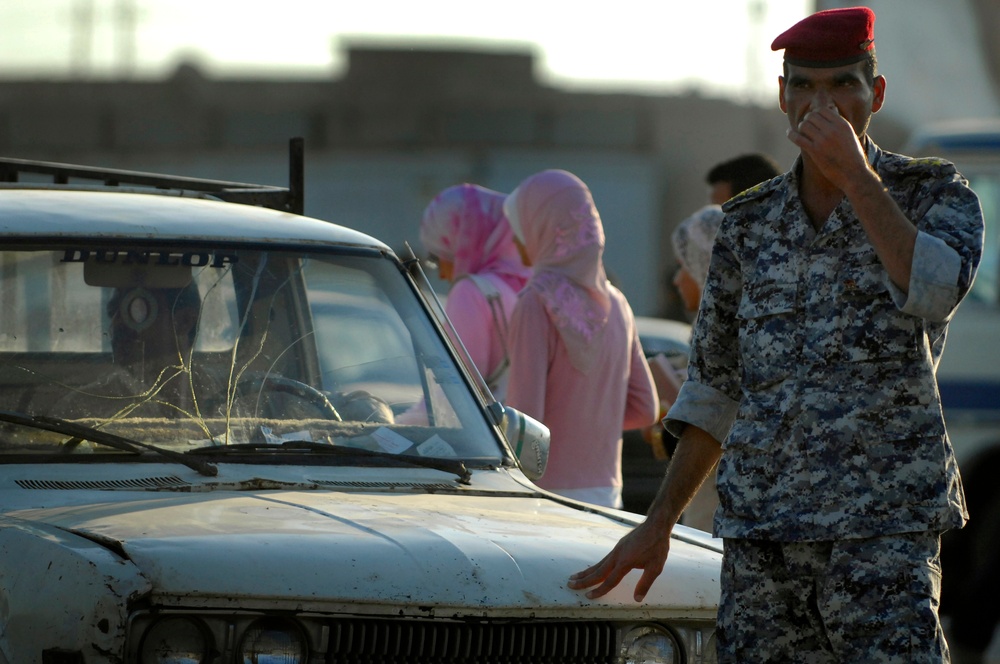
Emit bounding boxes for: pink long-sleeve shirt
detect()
[505,284,658,493]
[444,272,520,399]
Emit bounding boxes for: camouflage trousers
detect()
[716,532,950,663]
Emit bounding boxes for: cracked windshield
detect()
[0,245,499,462]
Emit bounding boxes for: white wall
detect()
[820,0,1000,130]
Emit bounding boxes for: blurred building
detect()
[0,0,995,318]
[0,46,805,317]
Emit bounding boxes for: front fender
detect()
[0,518,151,663]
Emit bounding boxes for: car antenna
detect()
[288,137,304,215]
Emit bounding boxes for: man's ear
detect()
[871,75,886,113]
[778,76,787,114]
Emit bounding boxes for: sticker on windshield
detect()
[371,427,413,454]
[416,435,456,457]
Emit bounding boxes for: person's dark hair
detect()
[706,153,783,195]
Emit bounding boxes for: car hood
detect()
[11,481,720,617]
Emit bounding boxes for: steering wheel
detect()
[235,372,342,421]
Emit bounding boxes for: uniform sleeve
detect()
[892,177,985,321]
[622,324,659,430]
[444,279,494,380]
[504,289,552,422]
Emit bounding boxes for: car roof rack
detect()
[0,137,305,215]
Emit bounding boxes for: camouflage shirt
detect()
[666,140,985,541]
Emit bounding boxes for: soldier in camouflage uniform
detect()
[570,7,985,663]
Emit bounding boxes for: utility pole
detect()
[115,0,138,77]
[747,0,767,103]
[70,0,96,77]
[69,0,139,78]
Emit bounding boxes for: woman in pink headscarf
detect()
[419,183,530,401]
[503,169,658,509]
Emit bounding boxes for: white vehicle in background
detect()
[907,119,1000,463]
[906,119,1000,656]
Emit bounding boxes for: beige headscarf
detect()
[671,204,725,287]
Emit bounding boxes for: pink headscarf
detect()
[503,169,611,373]
[419,184,530,290]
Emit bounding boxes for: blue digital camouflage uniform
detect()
[717,532,947,663]
[665,139,984,662]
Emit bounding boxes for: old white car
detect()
[0,146,721,663]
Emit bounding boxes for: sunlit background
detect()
[0,0,998,319]
[1,0,809,102]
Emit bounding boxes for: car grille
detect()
[325,619,617,663]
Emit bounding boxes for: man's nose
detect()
[809,88,830,110]
[808,88,838,114]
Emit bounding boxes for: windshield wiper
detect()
[0,410,218,477]
[190,440,471,485]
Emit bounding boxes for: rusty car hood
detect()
[3,466,720,617]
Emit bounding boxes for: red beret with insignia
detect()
[771,6,876,68]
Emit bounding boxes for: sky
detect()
[1,0,813,102]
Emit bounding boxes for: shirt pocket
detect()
[836,251,919,363]
[838,405,948,506]
[737,280,799,390]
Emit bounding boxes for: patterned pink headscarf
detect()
[503,169,612,373]
[419,184,530,289]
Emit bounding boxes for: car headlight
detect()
[138,616,212,664]
[238,618,308,663]
[620,624,681,664]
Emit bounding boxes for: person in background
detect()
[661,154,781,321]
[705,152,782,205]
[503,169,658,509]
[56,284,214,420]
[671,204,725,321]
[419,183,530,402]
[642,205,726,481]
[570,7,984,663]
[667,204,724,531]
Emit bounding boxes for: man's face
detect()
[709,182,733,206]
[778,61,885,138]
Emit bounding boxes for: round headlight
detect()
[620,624,681,664]
[139,616,212,664]
[238,618,308,664]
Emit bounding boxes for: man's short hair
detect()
[706,153,783,196]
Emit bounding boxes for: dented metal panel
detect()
[0,519,150,662]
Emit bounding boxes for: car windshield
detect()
[0,243,503,465]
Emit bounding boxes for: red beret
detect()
[771,6,875,68]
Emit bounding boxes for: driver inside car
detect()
[55,283,221,421]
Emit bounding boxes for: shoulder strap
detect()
[464,274,511,388]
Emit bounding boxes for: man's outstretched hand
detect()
[571,424,718,601]
[567,517,672,602]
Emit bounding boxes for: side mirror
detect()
[502,406,550,481]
